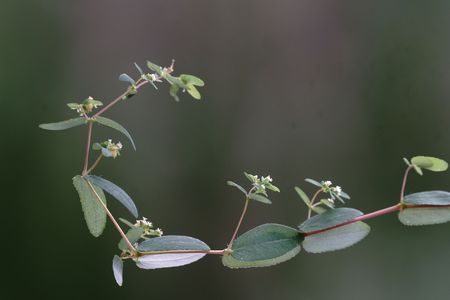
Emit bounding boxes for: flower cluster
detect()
[244,172,280,195]
[93,139,123,158]
[67,96,103,116]
[134,217,163,237]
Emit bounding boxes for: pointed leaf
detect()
[118,73,135,85]
[187,85,201,100]
[146,61,163,75]
[305,178,322,188]
[136,236,210,269]
[119,218,136,228]
[411,156,448,172]
[399,207,450,226]
[413,165,423,176]
[112,255,123,286]
[404,191,450,205]
[222,224,302,268]
[298,207,363,233]
[85,175,138,218]
[39,117,86,131]
[95,116,136,150]
[227,181,247,195]
[302,222,370,253]
[248,193,272,204]
[295,186,310,206]
[72,175,107,237]
[134,62,143,75]
[118,227,144,251]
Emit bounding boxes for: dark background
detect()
[3,0,450,299]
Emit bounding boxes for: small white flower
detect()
[334,186,342,195]
[117,142,123,150]
[323,180,332,187]
[328,198,334,204]
[265,175,273,182]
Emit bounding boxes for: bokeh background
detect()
[3,0,450,299]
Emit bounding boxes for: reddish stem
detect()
[227,198,249,249]
[93,80,149,118]
[82,121,93,175]
[400,166,413,203]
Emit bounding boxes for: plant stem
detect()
[400,166,413,203]
[85,179,136,253]
[82,121,93,176]
[227,197,250,250]
[304,203,402,236]
[86,154,103,175]
[93,80,149,118]
[138,249,226,256]
[308,189,323,218]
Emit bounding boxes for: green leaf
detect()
[39,117,86,131]
[72,175,107,237]
[399,207,450,226]
[180,74,205,86]
[222,223,302,268]
[411,156,448,172]
[298,207,363,233]
[186,85,201,100]
[118,227,144,251]
[92,142,102,150]
[119,217,136,228]
[295,186,311,207]
[85,175,138,218]
[134,62,143,75]
[118,73,135,85]
[244,172,257,183]
[95,116,136,150]
[312,206,327,214]
[305,178,322,188]
[164,74,187,89]
[227,181,247,195]
[112,255,123,286]
[413,164,423,176]
[404,191,450,205]
[169,84,180,102]
[67,103,80,109]
[320,199,335,209]
[137,236,210,269]
[403,157,411,167]
[302,222,370,253]
[248,193,272,204]
[146,61,163,76]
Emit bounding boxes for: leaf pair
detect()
[399,191,450,226]
[405,156,448,176]
[72,175,139,237]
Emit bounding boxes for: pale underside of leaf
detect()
[95,116,136,150]
[398,207,450,226]
[39,117,86,131]
[137,253,207,269]
[72,175,107,237]
[112,255,123,286]
[302,222,370,253]
[222,246,300,269]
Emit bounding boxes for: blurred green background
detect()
[3,0,450,299]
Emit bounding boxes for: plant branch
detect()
[86,154,103,175]
[82,121,93,176]
[138,249,226,256]
[308,188,323,218]
[227,197,250,250]
[85,179,136,253]
[93,80,149,118]
[400,165,413,203]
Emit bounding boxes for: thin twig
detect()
[86,154,103,175]
[82,122,93,176]
[400,166,413,203]
[227,198,249,250]
[308,188,323,218]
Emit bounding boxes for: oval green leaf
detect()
[404,191,450,205]
[399,207,450,226]
[222,223,302,269]
[136,236,210,269]
[248,193,272,204]
[118,227,144,251]
[169,84,180,102]
[85,175,138,218]
[95,116,136,150]
[119,73,135,85]
[180,74,205,86]
[39,117,86,131]
[411,156,448,172]
[298,207,363,233]
[112,255,123,286]
[302,222,370,253]
[72,175,107,237]
[304,178,322,188]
